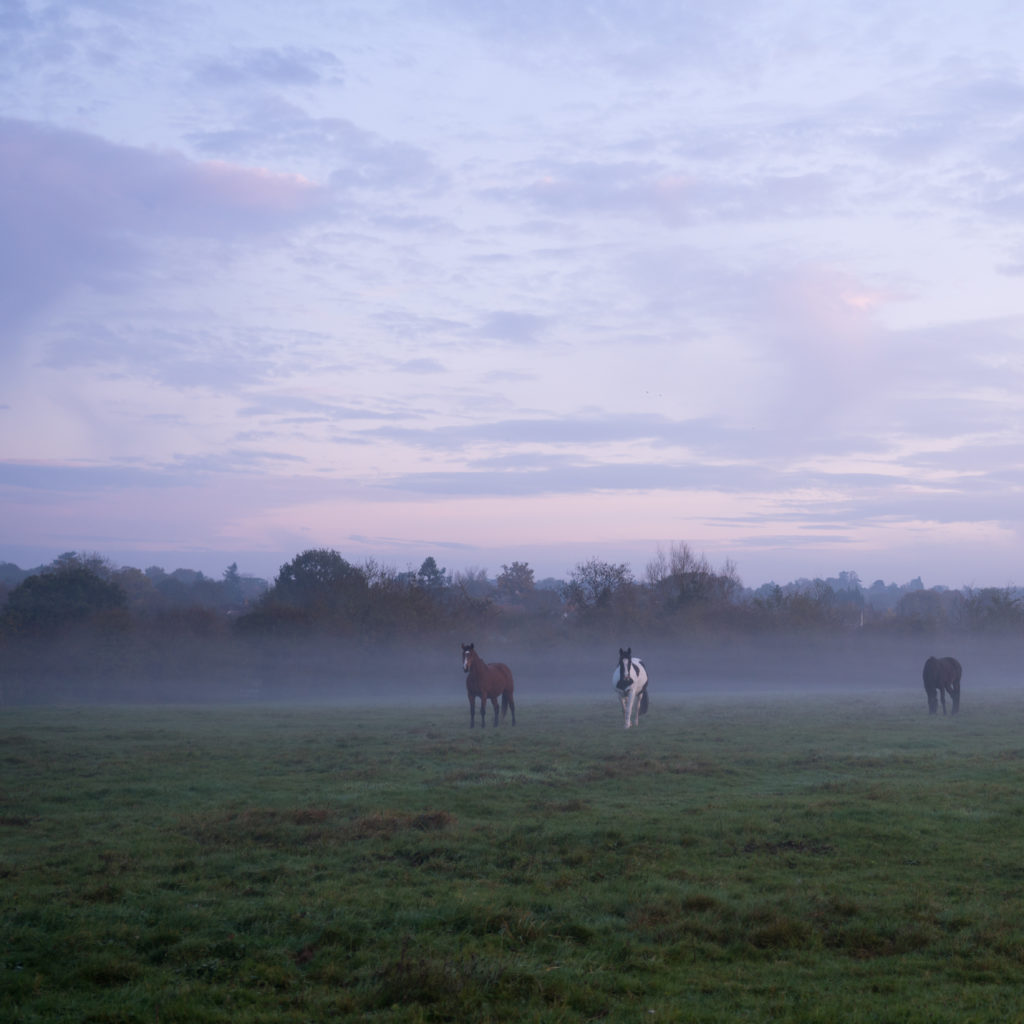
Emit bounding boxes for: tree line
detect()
[1,545,1020,704]
[2,544,1022,639]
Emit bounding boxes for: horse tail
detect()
[639,688,649,715]
[501,686,516,725]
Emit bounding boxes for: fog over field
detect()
[419,635,1019,705]
[45,631,1006,713]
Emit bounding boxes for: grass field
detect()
[3,688,1024,1022]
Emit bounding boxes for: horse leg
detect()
[926,686,937,714]
[939,688,947,715]
[469,694,476,728]
[505,693,516,726]
[490,696,500,727]
[951,685,960,714]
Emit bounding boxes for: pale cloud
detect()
[394,358,446,374]
[191,109,447,195]
[476,311,548,344]
[0,118,332,347]
[495,163,836,225]
[194,46,344,88]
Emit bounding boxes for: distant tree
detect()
[790,580,840,628]
[355,559,426,637]
[416,556,449,591]
[1,564,126,636]
[50,550,117,579]
[135,567,219,609]
[833,570,862,592]
[744,577,849,629]
[0,562,32,588]
[864,579,902,612]
[453,567,491,599]
[270,548,368,624]
[236,574,269,604]
[169,568,208,586]
[222,562,243,606]
[750,583,787,616]
[962,587,1022,631]
[535,576,563,592]
[817,572,865,617]
[111,566,160,612]
[562,558,635,616]
[433,567,493,630]
[496,561,535,601]
[897,587,959,631]
[645,542,741,611]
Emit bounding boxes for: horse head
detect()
[462,642,475,673]
[617,647,632,687]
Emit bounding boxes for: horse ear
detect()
[625,647,631,658]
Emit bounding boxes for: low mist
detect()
[3,626,1018,711]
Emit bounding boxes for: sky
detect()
[2,0,1024,590]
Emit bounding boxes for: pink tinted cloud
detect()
[0,117,330,236]
[197,160,328,217]
[0,117,332,341]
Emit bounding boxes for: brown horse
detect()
[462,642,515,728]
[923,655,961,715]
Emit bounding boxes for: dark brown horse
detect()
[923,655,961,715]
[462,642,515,728]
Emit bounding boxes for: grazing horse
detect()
[923,655,961,715]
[462,642,516,728]
[614,647,649,729]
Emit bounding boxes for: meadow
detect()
[3,686,1024,1022]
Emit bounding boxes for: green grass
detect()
[4,692,1024,1022]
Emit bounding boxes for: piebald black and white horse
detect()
[613,647,649,729]
[923,655,961,715]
